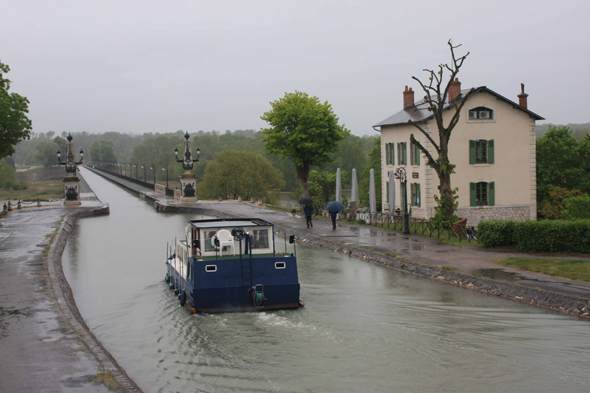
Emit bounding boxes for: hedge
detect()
[478,219,590,253]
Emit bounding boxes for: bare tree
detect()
[409,40,474,221]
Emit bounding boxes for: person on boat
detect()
[303,204,313,228]
[330,211,338,230]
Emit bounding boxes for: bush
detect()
[563,195,590,220]
[479,219,590,253]
[478,220,516,247]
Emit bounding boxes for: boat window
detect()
[275,262,286,269]
[205,265,217,272]
[251,229,269,249]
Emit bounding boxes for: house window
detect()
[468,106,494,120]
[470,181,495,206]
[410,143,420,166]
[469,139,494,164]
[397,142,407,165]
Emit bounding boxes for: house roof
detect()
[373,86,544,129]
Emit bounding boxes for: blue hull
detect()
[167,255,300,313]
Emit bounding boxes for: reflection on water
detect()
[62,168,590,393]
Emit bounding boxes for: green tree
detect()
[0,158,15,188]
[408,41,474,221]
[307,169,348,205]
[0,61,32,160]
[539,186,584,220]
[536,126,588,207]
[36,141,59,167]
[53,136,67,155]
[261,91,349,197]
[563,195,590,220]
[199,150,285,201]
[89,140,116,163]
[359,137,382,210]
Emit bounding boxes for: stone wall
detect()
[457,204,532,227]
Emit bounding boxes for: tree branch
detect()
[408,120,440,154]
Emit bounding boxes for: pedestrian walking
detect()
[330,211,337,229]
[303,204,313,228]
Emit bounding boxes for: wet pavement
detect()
[89,166,590,301]
[0,175,132,392]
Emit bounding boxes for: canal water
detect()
[63,168,590,393]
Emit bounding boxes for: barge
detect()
[165,218,302,313]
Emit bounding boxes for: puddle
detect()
[471,269,520,281]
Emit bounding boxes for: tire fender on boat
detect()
[179,292,186,307]
[165,274,170,283]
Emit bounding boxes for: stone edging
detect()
[47,205,143,392]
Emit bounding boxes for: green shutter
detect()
[470,182,476,206]
[410,144,414,165]
[488,181,495,206]
[397,143,401,165]
[386,181,390,203]
[415,144,420,166]
[469,140,476,164]
[488,139,494,164]
[385,143,389,165]
[416,183,421,207]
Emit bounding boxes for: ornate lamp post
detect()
[174,131,200,203]
[162,166,169,188]
[394,167,410,235]
[133,164,138,180]
[141,164,147,182]
[57,133,84,206]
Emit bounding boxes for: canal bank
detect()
[85,166,590,320]
[0,174,141,392]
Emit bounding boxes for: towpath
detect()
[0,175,140,392]
[87,166,590,301]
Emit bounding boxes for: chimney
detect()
[518,83,528,109]
[403,86,414,109]
[448,78,461,101]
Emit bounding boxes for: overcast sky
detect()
[2,0,589,137]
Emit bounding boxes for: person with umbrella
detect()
[326,201,345,230]
[299,197,315,228]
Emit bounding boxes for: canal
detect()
[63,168,590,392]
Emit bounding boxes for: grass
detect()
[0,180,63,201]
[492,257,590,283]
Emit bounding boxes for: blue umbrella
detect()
[326,201,345,213]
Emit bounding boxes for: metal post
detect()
[142,164,146,182]
[403,179,410,235]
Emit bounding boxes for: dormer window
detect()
[468,106,494,120]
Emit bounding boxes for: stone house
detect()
[373,80,544,226]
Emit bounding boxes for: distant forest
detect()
[11,122,589,192]
[12,129,377,191]
[535,123,589,140]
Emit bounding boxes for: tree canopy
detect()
[261,91,349,197]
[536,126,590,211]
[199,150,285,201]
[89,140,116,163]
[0,61,32,160]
